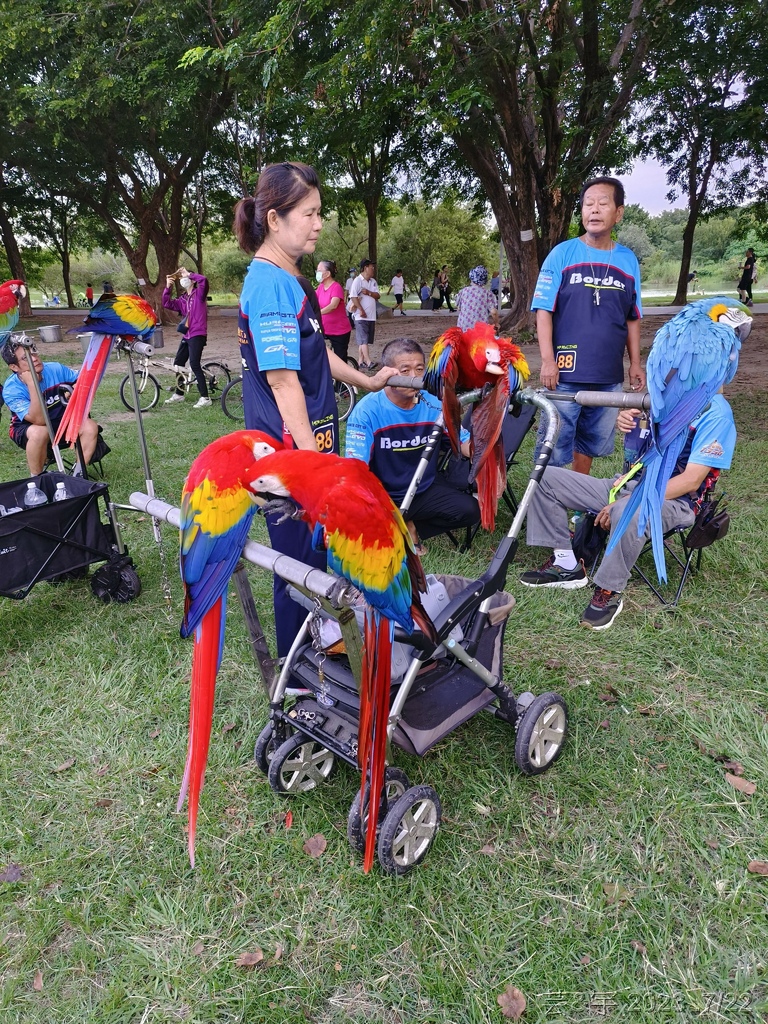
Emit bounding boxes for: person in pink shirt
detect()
[315,259,351,362]
[162,267,212,407]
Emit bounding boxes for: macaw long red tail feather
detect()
[182,595,224,868]
[359,611,394,873]
[475,440,507,531]
[54,333,112,446]
[442,386,463,456]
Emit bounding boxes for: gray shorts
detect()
[355,319,376,347]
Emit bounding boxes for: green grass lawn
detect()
[0,363,766,1023]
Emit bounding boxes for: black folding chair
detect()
[630,490,730,607]
[443,401,537,551]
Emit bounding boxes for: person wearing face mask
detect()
[162,267,211,407]
[315,260,351,362]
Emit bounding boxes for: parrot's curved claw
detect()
[327,575,360,609]
[261,497,304,524]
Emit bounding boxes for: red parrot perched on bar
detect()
[177,429,283,868]
[56,293,156,446]
[423,322,530,530]
[249,449,438,872]
[0,280,27,342]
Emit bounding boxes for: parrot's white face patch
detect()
[250,472,289,497]
[717,308,752,341]
[251,441,277,459]
[484,346,504,374]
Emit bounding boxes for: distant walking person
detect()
[348,259,380,368]
[388,269,407,316]
[439,265,455,312]
[738,248,756,307]
[85,282,94,307]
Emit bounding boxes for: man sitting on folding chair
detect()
[519,393,737,631]
[345,337,480,554]
[1,339,108,475]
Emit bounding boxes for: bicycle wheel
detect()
[119,371,161,412]
[346,355,359,372]
[221,376,244,422]
[202,361,231,400]
[335,380,356,422]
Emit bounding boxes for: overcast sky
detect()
[618,160,685,216]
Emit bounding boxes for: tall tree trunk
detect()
[0,199,32,317]
[672,141,717,306]
[61,215,74,307]
[363,195,378,266]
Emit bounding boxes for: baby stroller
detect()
[253,389,570,874]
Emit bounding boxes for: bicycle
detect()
[221,372,357,424]
[119,354,232,412]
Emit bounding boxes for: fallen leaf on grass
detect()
[747,861,768,876]
[599,720,610,730]
[705,839,719,850]
[0,864,24,882]
[96,763,110,777]
[222,722,236,734]
[598,693,618,704]
[273,943,284,961]
[33,970,43,992]
[303,834,327,858]
[473,802,492,816]
[283,811,293,829]
[543,659,563,670]
[721,760,744,775]
[479,844,496,856]
[636,706,655,716]
[630,940,647,955]
[191,941,205,956]
[725,773,757,795]
[497,984,526,1019]
[149,729,161,740]
[94,799,114,809]
[53,758,75,773]
[235,949,264,968]
[579,954,591,965]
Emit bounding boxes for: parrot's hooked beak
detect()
[717,308,752,343]
[12,284,26,299]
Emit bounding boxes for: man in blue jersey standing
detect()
[532,177,646,473]
[345,338,480,553]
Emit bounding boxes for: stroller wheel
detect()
[514,692,568,776]
[254,722,281,775]
[377,785,441,875]
[347,766,411,854]
[267,734,335,794]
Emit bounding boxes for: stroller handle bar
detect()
[129,492,359,607]
[385,374,650,411]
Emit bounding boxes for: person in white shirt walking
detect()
[388,270,407,316]
[348,259,380,368]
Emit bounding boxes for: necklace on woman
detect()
[588,242,614,307]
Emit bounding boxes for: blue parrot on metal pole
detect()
[606,297,751,580]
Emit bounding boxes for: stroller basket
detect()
[287,574,515,756]
[0,472,120,599]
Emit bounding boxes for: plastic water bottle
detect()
[53,482,69,502]
[24,481,48,507]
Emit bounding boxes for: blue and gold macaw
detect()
[177,429,283,867]
[250,450,438,872]
[607,297,751,579]
[57,294,156,446]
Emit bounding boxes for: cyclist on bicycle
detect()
[162,268,212,408]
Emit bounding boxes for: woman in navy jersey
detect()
[233,162,394,655]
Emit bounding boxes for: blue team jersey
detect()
[238,260,338,453]
[3,362,77,424]
[532,236,642,385]
[345,390,469,500]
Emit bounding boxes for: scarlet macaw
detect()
[249,449,438,872]
[0,279,27,342]
[56,294,156,446]
[177,429,283,867]
[607,297,750,579]
[424,322,530,530]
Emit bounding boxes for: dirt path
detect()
[23,307,768,395]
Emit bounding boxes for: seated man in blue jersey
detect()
[519,394,737,631]
[345,338,480,553]
[2,339,104,475]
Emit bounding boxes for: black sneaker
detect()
[519,556,589,589]
[580,588,624,631]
